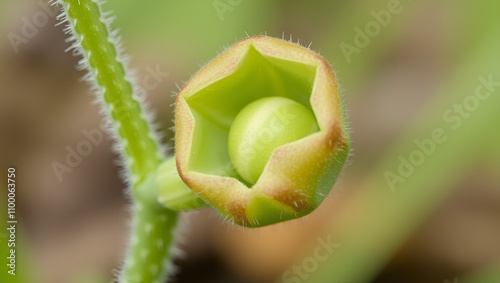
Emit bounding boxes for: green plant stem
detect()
[57,1,179,282]
[123,201,178,283]
[59,0,162,184]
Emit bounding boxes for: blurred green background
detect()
[1,1,499,283]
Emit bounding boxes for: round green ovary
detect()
[228,97,319,185]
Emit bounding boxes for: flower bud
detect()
[174,36,350,227]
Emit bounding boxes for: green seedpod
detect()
[174,35,351,227]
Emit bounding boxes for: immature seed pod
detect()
[174,36,350,227]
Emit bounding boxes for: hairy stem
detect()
[58,0,161,184]
[123,200,178,283]
[56,1,179,282]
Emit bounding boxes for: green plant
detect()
[174,36,350,227]
[55,0,349,282]
[56,1,178,281]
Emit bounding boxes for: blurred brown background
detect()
[1,1,499,283]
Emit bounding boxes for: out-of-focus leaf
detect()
[305,2,500,282]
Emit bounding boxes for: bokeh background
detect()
[1,0,500,283]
